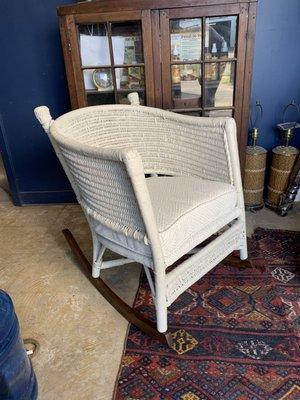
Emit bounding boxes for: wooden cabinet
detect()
[58,0,257,168]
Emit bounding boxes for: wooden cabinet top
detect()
[58,0,257,16]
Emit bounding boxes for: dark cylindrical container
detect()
[0,290,38,400]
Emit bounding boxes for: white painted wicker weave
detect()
[34,103,247,333]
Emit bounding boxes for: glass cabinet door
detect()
[170,19,202,111]
[161,10,238,118]
[77,20,147,106]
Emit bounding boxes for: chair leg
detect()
[240,218,248,260]
[91,233,106,278]
[62,229,173,348]
[223,229,251,268]
[226,218,249,266]
[223,224,251,268]
[154,272,168,334]
[92,246,106,278]
[156,303,168,333]
[240,238,248,260]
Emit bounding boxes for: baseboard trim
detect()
[19,190,77,205]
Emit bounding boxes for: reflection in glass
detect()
[111,22,143,64]
[180,111,202,117]
[83,69,113,91]
[205,16,237,59]
[79,24,110,67]
[170,18,202,62]
[87,92,115,106]
[204,109,233,117]
[93,69,113,91]
[117,92,145,105]
[172,64,201,109]
[115,67,145,90]
[204,62,235,107]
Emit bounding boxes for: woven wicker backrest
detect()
[53,105,232,184]
[49,104,234,242]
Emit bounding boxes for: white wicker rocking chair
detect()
[34,101,250,347]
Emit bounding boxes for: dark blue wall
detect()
[0,0,299,205]
[0,0,75,204]
[251,0,300,150]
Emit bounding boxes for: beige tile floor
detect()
[0,199,299,400]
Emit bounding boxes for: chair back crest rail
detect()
[52,105,236,182]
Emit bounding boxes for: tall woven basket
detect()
[267,146,299,207]
[243,146,266,210]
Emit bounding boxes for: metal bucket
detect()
[0,290,38,400]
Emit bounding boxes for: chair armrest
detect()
[49,122,165,261]
[34,106,53,134]
[179,116,244,207]
[158,114,245,217]
[138,112,241,188]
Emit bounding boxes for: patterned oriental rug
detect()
[113,228,300,400]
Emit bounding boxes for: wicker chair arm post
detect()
[124,150,167,331]
[34,106,53,134]
[222,118,247,259]
[123,150,165,269]
[223,118,245,210]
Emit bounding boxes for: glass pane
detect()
[115,67,145,90]
[172,64,201,109]
[111,22,143,64]
[204,62,235,107]
[204,109,233,117]
[170,18,202,62]
[79,24,110,67]
[87,92,115,106]
[117,91,145,105]
[83,68,114,92]
[205,16,237,59]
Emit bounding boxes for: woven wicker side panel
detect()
[58,110,231,184]
[166,222,243,305]
[60,146,146,240]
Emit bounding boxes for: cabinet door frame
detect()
[159,3,253,168]
[59,10,156,109]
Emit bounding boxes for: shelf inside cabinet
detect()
[86,88,144,94]
[86,89,114,94]
[81,63,145,70]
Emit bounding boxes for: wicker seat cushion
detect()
[95,176,239,268]
[148,176,239,265]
